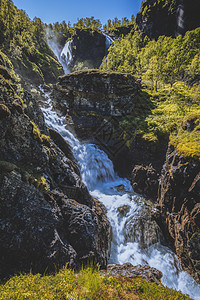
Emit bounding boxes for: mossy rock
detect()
[0,104,11,120]
[0,65,12,80]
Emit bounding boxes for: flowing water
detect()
[60,40,73,73]
[46,29,73,74]
[103,33,114,56]
[40,92,200,300]
[47,31,113,73]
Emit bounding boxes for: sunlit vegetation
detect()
[140,0,178,18]
[0,0,63,83]
[103,15,136,32]
[0,266,191,300]
[102,27,200,158]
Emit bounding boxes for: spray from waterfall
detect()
[46,28,72,74]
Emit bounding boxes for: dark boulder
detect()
[51,70,140,176]
[131,165,159,201]
[49,128,75,163]
[123,201,164,249]
[102,263,162,284]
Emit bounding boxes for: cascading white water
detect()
[46,29,72,74]
[103,33,114,56]
[176,0,185,36]
[40,91,200,300]
[60,40,73,73]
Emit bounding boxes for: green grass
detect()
[0,266,191,300]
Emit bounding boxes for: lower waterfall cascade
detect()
[40,90,200,300]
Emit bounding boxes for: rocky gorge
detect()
[49,69,200,290]
[0,0,200,298]
[0,55,200,300]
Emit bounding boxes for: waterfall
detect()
[103,33,114,56]
[40,90,200,300]
[176,0,185,36]
[46,29,72,74]
[60,40,73,73]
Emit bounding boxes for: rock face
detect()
[102,263,162,284]
[136,0,200,39]
[55,70,139,117]
[66,29,106,71]
[157,146,200,283]
[123,201,164,249]
[131,165,159,201]
[0,74,111,279]
[52,69,140,176]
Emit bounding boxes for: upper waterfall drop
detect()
[60,40,73,73]
[46,30,73,74]
[103,33,114,55]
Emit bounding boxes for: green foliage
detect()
[103,27,200,158]
[103,28,200,87]
[103,15,136,32]
[102,31,150,73]
[0,0,63,83]
[46,16,103,49]
[140,0,178,20]
[0,266,191,299]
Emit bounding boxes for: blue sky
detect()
[13,0,143,25]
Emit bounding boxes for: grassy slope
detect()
[0,266,191,300]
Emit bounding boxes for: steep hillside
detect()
[0,0,63,84]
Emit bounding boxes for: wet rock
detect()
[124,204,164,249]
[0,103,11,120]
[131,165,159,201]
[117,205,130,217]
[116,184,126,192]
[102,263,162,284]
[158,146,200,283]
[49,128,75,163]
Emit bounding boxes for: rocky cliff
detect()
[65,29,106,71]
[51,69,142,176]
[156,146,200,283]
[136,0,200,39]
[0,70,111,279]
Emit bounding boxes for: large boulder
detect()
[102,263,162,284]
[131,164,159,201]
[0,76,111,279]
[123,201,164,249]
[157,146,200,283]
[51,69,141,176]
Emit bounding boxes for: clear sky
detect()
[12,0,143,26]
